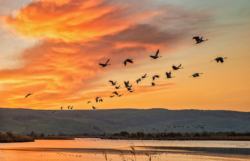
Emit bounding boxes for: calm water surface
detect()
[0,139,250,161]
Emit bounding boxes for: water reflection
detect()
[0,139,250,161]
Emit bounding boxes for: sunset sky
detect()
[0,0,249,111]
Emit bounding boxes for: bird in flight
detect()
[92,106,98,110]
[126,85,133,91]
[152,75,160,81]
[95,97,100,103]
[99,99,103,102]
[25,93,33,98]
[99,59,110,67]
[87,101,91,104]
[123,59,133,66]
[193,36,208,44]
[152,82,156,86]
[70,106,73,110]
[172,64,183,70]
[124,81,130,88]
[61,106,63,110]
[212,57,227,63]
[118,94,123,97]
[112,91,119,96]
[52,111,56,113]
[110,95,115,98]
[150,49,161,59]
[165,71,174,79]
[136,78,141,84]
[115,85,120,89]
[109,80,117,86]
[190,73,203,78]
[142,73,148,79]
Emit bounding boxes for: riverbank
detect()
[2,131,250,143]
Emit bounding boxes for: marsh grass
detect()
[0,132,34,143]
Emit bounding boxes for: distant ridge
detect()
[0,108,249,135]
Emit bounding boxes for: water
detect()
[0,139,250,161]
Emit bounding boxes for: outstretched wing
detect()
[126,59,133,63]
[155,49,159,57]
[166,72,170,77]
[113,91,118,95]
[172,65,177,70]
[193,37,200,43]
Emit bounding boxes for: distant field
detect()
[0,108,250,135]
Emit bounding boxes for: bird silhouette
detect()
[165,71,174,79]
[109,80,117,86]
[95,97,100,103]
[70,106,73,110]
[110,95,115,98]
[193,36,208,44]
[212,57,227,63]
[126,84,133,91]
[115,85,120,89]
[99,59,110,67]
[99,99,103,102]
[123,59,133,66]
[136,78,141,84]
[190,73,203,78]
[124,81,130,88]
[152,75,160,81]
[112,91,119,95]
[118,94,123,97]
[92,106,98,110]
[25,93,33,98]
[61,106,63,110]
[150,49,162,59]
[172,64,183,70]
[87,101,91,104]
[142,73,148,79]
[152,82,156,86]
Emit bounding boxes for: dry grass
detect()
[0,132,34,143]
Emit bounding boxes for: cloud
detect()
[0,0,210,108]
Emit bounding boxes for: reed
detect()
[0,132,34,143]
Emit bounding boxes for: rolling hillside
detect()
[0,108,249,135]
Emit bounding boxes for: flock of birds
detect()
[24,36,227,111]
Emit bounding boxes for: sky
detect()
[0,0,250,111]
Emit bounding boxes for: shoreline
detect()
[2,132,250,143]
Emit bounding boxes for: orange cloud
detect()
[0,0,210,109]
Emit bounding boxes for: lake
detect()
[0,139,250,161]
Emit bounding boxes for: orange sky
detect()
[0,0,250,111]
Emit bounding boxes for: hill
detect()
[0,108,249,135]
